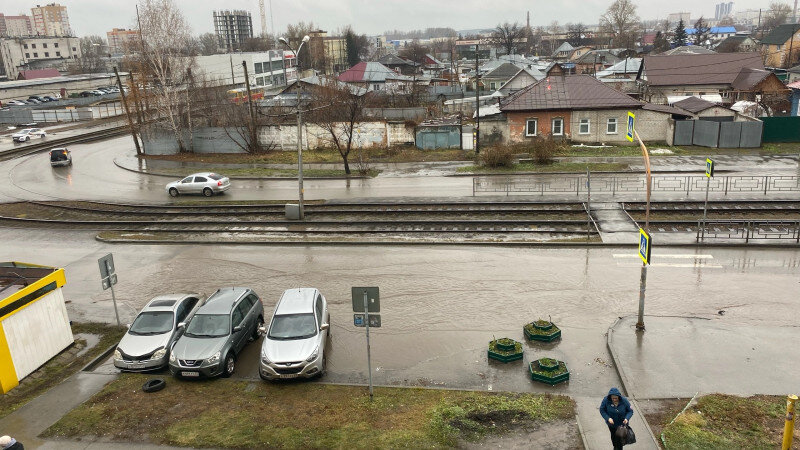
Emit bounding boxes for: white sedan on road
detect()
[165,172,231,197]
[12,128,46,142]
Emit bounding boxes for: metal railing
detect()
[473,175,800,197]
[696,219,800,242]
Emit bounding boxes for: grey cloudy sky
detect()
[0,0,787,37]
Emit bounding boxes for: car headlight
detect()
[261,351,271,365]
[152,348,166,360]
[113,349,122,361]
[169,352,177,363]
[207,351,221,364]
[306,346,319,363]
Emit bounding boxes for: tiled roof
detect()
[483,63,524,80]
[640,52,763,86]
[596,58,642,78]
[672,96,720,113]
[642,103,693,116]
[552,42,574,56]
[730,68,772,90]
[377,54,413,66]
[760,24,800,45]
[573,50,622,65]
[18,69,60,80]
[500,74,642,112]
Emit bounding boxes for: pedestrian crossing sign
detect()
[705,158,715,178]
[638,228,651,265]
[626,112,635,142]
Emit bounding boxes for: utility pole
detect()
[296,85,305,220]
[635,129,652,332]
[474,43,480,155]
[230,54,235,85]
[114,66,141,155]
[242,61,258,152]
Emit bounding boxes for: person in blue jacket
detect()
[599,387,633,449]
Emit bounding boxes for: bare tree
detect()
[566,23,588,47]
[308,80,368,174]
[285,21,316,71]
[491,22,525,55]
[693,17,711,47]
[762,2,792,35]
[599,0,640,48]
[198,32,219,55]
[72,35,108,74]
[134,0,196,153]
[194,80,273,153]
[241,36,275,52]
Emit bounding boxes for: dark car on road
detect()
[49,148,72,167]
[169,287,264,378]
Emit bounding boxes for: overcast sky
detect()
[0,0,790,37]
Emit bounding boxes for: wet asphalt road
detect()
[4,227,799,395]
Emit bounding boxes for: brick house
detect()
[500,75,687,145]
[760,24,800,69]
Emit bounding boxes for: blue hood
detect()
[607,387,622,398]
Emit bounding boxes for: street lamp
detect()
[279,35,310,220]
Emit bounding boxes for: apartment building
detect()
[31,3,72,37]
[213,10,253,52]
[0,14,34,37]
[107,28,140,55]
[0,36,80,80]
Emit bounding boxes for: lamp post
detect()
[279,35,310,220]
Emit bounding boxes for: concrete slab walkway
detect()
[575,396,659,449]
[590,202,640,244]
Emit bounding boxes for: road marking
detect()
[613,254,714,259]
[616,262,723,269]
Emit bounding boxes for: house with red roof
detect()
[338,61,414,93]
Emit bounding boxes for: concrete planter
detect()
[488,338,523,363]
[523,320,562,342]
[529,358,570,385]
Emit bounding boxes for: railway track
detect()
[0,126,129,162]
[622,200,800,212]
[0,200,598,236]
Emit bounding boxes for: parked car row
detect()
[79,86,121,97]
[166,172,231,197]
[113,287,330,381]
[6,95,58,106]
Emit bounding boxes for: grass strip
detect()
[661,394,794,449]
[0,322,125,420]
[43,374,575,449]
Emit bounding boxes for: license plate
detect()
[279,374,298,379]
[181,371,200,377]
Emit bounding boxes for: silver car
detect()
[169,287,264,378]
[165,172,230,197]
[12,128,46,142]
[113,294,203,372]
[259,288,330,381]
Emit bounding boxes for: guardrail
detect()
[473,175,800,197]
[696,219,800,242]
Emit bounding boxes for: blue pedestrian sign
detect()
[626,112,635,142]
[638,228,651,265]
[705,158,715,178]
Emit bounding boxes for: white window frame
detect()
[579,118,590,135]
[490,82,496,90]
[552,118,564,136]
[606,118,618,134]
[525,119,538,137]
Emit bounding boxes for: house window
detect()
[24,44,28,49]
[31,43,36,48]
[490,82,496,90]
[525,119,538,136]
[256,76,264,85]
[72,47,76,51]
[25,53,30,58]
[56,51,60,57]
[43,43,48,48]
[607,118,618,134]
[44,52,49,57]
[54,42,58,48]
[372,84,381,90]
[552,118,564,136]
[33,52,38,57]
[579,119,590,134]
[254,62,263,74]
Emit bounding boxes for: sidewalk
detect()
[575,396,659,450]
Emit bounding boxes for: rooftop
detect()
[339,61,407,83]
[760,24,800,46]
[0,262,57,300]
[672,96,721,113]
[640,52,764,87]
[500,74,642,112]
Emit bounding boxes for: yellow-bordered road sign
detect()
[705,158,715,177]
[626,111,635,142]
[638,228,651,265]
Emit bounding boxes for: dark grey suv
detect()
[168,287,264,378]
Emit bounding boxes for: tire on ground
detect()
[142,378,166,393]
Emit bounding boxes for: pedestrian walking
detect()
[599,387,633,449]
[0,435,23,450]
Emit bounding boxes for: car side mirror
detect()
[233,325,243,333]
[177,322,186,329]
[320,323,330,331]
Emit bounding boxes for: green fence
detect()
[761,117,800,143]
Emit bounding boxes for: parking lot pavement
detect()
[608,316,800,399]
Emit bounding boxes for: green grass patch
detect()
[458,161,630,174]
[0,322,125,420]
[662,394,793,449]
[43,374,575,449]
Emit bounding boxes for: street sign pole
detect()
[363,290,373,401]
[106,260,120,326]
[586,169,591,241]
[634,126,651,332]
[98,254,120,326]
[702,158,715,241]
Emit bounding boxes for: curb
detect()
[575,409,591,450]
[81,343,117,372]
[112,158,369,180]
[606,316,662,449]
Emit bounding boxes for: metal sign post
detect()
[98,253,120,326]
[634,126,652,332]
[586,169,591,241]
[352,287,380,401]
[701,158,715,241]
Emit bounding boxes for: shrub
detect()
[479,146,515,168]
[528,135,566,164]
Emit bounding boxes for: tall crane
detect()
[258,0,267,36]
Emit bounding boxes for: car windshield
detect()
[268,313,317,340]
[208,173,223,180]
[185,314,230,338]
[20,129,32,134]
[129,311,174,335]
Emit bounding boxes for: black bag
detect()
[624,424,637,445]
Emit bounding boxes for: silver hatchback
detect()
[166,172,231,197]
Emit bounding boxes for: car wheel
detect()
[203,187,213,197]
[251,316,264,342]
[221,353,235,378]
[142,378,166,393]
[169,187,179,197]
[318,353,328,378]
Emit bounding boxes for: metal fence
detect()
[696,220,800,242]
[473,175,800,196]
[673,119,763,148]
